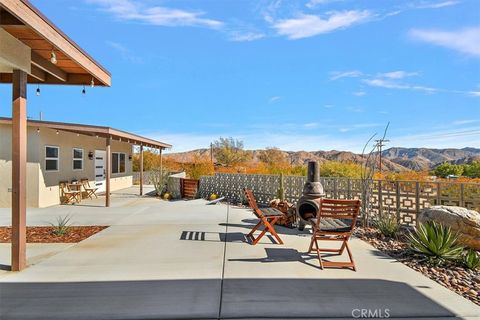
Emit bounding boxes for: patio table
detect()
[67,183,83,203]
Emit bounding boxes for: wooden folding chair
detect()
[59,181,81,204]
[243,188,284,245]
[81,178,98,199]
[308,199,361,271]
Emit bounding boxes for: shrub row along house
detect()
[0,117,171,208]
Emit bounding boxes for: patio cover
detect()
[0,0,112,271]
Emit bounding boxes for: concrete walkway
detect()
[0,187,478,319]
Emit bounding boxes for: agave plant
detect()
[463,249,480,270]
[407,221,463,265]
[50,215,72,237]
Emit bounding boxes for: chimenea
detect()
[297,161,325,230]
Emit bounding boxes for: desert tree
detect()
[213,137,251,167]
[358,122,390,227]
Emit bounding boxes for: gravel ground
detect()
[0,226,108,243]
[355,227,480,306]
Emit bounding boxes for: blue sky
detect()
[0,0,479,152]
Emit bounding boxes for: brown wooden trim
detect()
[11,69,27,271]
[0,0,111,86]
[0,8,22,25]
[0,117,172,149]
[29,64,45,81]
[31,51,67,82]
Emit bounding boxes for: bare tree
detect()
[358,122,390,227]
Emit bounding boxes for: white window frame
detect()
[112,152,126,174]
[72,148,84,171]
[45,145,59,172]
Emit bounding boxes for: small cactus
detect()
[277,173,285,201]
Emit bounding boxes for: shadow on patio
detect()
[0,278,458,319]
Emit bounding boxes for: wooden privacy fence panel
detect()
[199,173,480,227]
[181,178,200,199]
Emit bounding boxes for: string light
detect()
[50,49,57,64]
[90,77,95,88]
[36,85,41,96]
[82,85,86,95]
[37,128,40,133]
[56,130,59,135]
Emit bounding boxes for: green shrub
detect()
[50,215,71,236]
[463,161,480,178]
[407,221,463,265]
[374,212,400,238]
[433,162,464,178]
[463,249,480,270]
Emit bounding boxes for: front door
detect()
[94,150,106,193]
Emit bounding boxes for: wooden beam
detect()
[105,137,111,207]
[139,145,144,196]
[31,51,67,82]
[0,9,23,26]
[0,0,111,86]
[11,69,27,272]
[29,64,45,82]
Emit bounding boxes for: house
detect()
[0,117,171,208]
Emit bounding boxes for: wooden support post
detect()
[105,136,111,207]
[139,145,144,196]
[11,70,27,271]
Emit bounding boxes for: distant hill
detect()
[165,147,480,171]
[383,147,480,170]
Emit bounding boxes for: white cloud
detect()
[352,91,366,96]
[452,119,478,125]
[306,0,342,8]
[363,78,437,93]
[409,27,480,57]
[323,104,334,108]
[87,0,223,28]
[469,91,480,97]
[410,1,459,9]
[148,124,480,154]
[392,127,480,149]
[105,41,142,63]
[304,122,319,128]
[330,70,363,80]
[380,71,419,79]
[271,10,371,39]
[228,32,265,42]
[269,96,281,103]
[346,106,364,113]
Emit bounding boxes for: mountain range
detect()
[165,147,480,171]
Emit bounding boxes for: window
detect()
[112,152,126,174]
[73,148,83,170]
[45,146,59,171]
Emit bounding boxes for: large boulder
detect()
[418,206,480,250]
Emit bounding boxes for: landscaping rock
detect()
[418,206,480,250]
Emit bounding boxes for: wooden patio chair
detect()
[243,188,284,245]
[59,181,81,204]
[308,199,361,271]
[81,178,98,199]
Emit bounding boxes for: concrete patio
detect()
[0,186,479,319]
